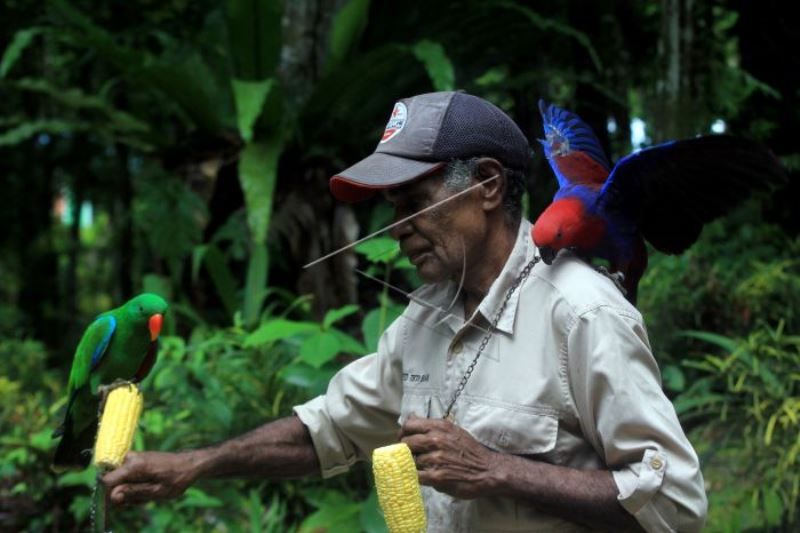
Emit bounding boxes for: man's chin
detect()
[414,260,448,284]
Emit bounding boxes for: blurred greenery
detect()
[1,0,798,531]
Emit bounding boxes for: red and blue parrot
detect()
[533,100,786,304]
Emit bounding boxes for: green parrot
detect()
[52,293,168,470]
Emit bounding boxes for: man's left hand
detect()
[399,415,503,499]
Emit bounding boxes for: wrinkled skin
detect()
[400,416,503,499]
[385,158,515,318]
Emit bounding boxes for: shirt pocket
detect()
[398,393,431,426]
[461,401,559,455]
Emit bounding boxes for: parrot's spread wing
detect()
[597,135,787,254]
[67,315,117,393]
[538,100,611,189]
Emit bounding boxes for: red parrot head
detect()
[532,197,604,265]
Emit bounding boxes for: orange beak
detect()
[149,313,163,341]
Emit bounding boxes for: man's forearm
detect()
[190,415,320,481]
[489,453,644,532]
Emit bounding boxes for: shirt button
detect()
[650,457,663,470]
[451,341,463,355]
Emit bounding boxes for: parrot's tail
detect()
[52,414,96,471]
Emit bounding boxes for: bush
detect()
[678,324,800,530]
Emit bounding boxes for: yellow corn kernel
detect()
[94,383,143,470]
[372,443,426,533]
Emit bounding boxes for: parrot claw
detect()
[97,380,136,412]
[594,265,628,296]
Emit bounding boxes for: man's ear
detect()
[474,158,505,211]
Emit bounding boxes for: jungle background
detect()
[1,0,799,531]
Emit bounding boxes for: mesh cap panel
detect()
[433,92,531,172]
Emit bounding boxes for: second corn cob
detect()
[372,442,427,533]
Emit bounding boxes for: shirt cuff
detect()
[293,396,357,479]
[613,449,678,532]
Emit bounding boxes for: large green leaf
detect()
[355,237,401,264]
[300,490,362,533]
[0,27,42,79]
[244,319,318,347]
[412,40,455,91]
[360,489,388,533]
[232,78,274,143]
[243,242,269,328]
[299,331,342,368]
[279,362,337,395]
[224,0,282,80]
[323,304,360,330]
[680,330,738,353]
[239,137,283,244]
[136,47,234,132]
[327,0,371,73]
[362,302,405,353]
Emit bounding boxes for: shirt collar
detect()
[474,218,536,335]
[408,219,537,335]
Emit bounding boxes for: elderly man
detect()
[103,92,707,532]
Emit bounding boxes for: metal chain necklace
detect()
[443,255,541,421]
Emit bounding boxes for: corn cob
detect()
[94,382,143,470]
[372,443,426,533]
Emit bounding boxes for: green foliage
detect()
[411,40,455,92]
[638,208,800,531]
[134,170,210,278]
[2,0,798,530]
[327,0,371,74]
[0,27,42,78]
[224,0,282,80]
[639,207,800,366]
[678,323,800,530]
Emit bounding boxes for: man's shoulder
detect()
[530,252,643,322]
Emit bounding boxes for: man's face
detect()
[384,173,485,284]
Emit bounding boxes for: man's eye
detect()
[408,198,426,211]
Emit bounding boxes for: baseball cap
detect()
[330,91,531,202]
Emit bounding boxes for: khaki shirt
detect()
[294,219,707,532]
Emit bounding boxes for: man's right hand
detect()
[102,450,201,505]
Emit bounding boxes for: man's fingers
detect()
[110,482,165,506]
[401,415,447,437]
[400,433,442,455]
[102,452,148,487]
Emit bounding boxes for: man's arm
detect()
[400,416,643,532]
[102,416,319,505]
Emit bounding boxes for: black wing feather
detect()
[597,135,786,254]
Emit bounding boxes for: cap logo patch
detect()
[380,102,407,143]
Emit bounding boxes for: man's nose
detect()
[389,213,414,240]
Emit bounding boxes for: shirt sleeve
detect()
[565,305,708,532]
[292,316,405,478]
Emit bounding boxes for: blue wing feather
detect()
[539,99,611,189]
[90,315,116,369]
[596,135,786,254]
